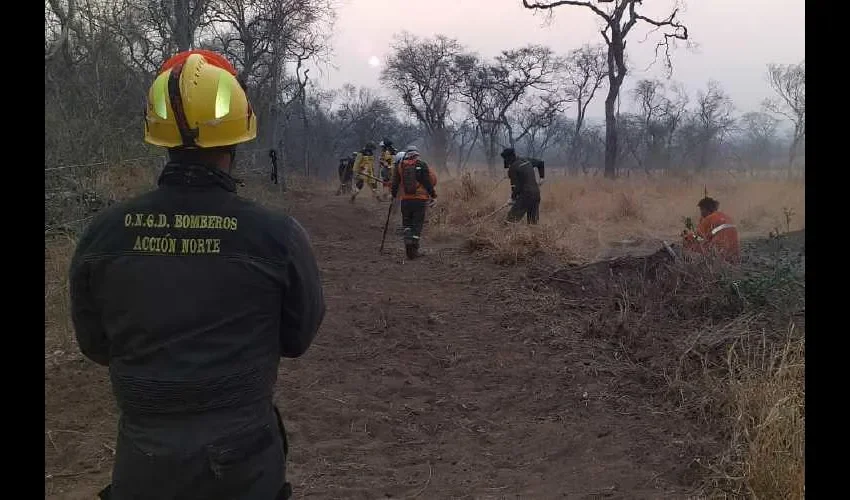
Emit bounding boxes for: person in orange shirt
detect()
[391,146,437,259]
[682,197,741,263]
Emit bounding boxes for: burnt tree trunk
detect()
[432,127,450,176]
[603,30,626,180]
[604,90,618,179]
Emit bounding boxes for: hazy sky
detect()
[310,0,804,121]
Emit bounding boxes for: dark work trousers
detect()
[401,199,428,249]
[100,401,291,500]
[506,194,541,224]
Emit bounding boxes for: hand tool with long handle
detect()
[379,199,396,254]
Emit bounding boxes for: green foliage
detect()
[729,258,803,312]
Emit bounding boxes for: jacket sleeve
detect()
[530,158,545,179]
[419,161,437,198]
[277,216,325,358]
[696,215,713,241]
[69,231,110,366]
[508,166,519,199]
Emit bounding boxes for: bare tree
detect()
[630,79,688,172]
[692,80,735,171]
[203,0,333,165]
[563,43,607,173]
[447,114,480,175]
[381,33,470,173]
[656,82,688,171]
[332,86,391,152]
[739,111,779,173]
[764,60,805,174]
[522,0,689,178]
[519,111,570,160]
[508,93,569,155]
[458,45,564,171]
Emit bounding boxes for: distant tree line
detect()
[45,0,804,184]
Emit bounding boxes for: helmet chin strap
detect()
[167,62,200,147]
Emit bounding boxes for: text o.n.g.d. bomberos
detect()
[125,213,238,255]
[124,213,238,231]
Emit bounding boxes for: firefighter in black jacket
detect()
[501,147,545,224]
[69,50,325,500]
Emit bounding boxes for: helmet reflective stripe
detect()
[710,223,736,236]
[152,72,169,119]
[215,74,232,119]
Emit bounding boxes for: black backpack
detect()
[400,159,422,195]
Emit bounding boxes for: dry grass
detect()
[470,169,804,499]
[429,172,805,263]
[45,235,78,360]
[43,167,805,498]
[550,247,804,499]
[705,322,805,499]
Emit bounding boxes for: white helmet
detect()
[405,145,420,157]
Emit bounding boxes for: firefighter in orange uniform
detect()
[682,197,741,263]
[391,146,437,259]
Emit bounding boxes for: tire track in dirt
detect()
[45,191,698,499]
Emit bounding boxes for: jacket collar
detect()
[157,162,239,193]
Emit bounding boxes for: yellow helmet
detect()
[144,52,257,148]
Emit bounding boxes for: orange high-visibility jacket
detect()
[685,211,741,262]
[393,158,437,201]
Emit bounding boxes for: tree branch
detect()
[522,0,610,20]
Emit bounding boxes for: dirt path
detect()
[46,192,698,499]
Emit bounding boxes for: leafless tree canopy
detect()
[563,43,608,172]
[44,0,804,227]
[458,45,566,171]
[764,60,805,171]
[522,0,689,178]
[381,33,472,172]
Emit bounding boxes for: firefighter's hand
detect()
[538,178,545,186]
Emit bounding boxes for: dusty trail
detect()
[45,191,697,499]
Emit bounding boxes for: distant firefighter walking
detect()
[391,146,437,259]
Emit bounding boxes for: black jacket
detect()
[507,157,544,200]
[69,163,325,417]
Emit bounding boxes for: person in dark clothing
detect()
[269,149,279,184]
[69,50,325,500]
[390,146,437,259]
[501,147,545,224]
[336,154,354,195]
